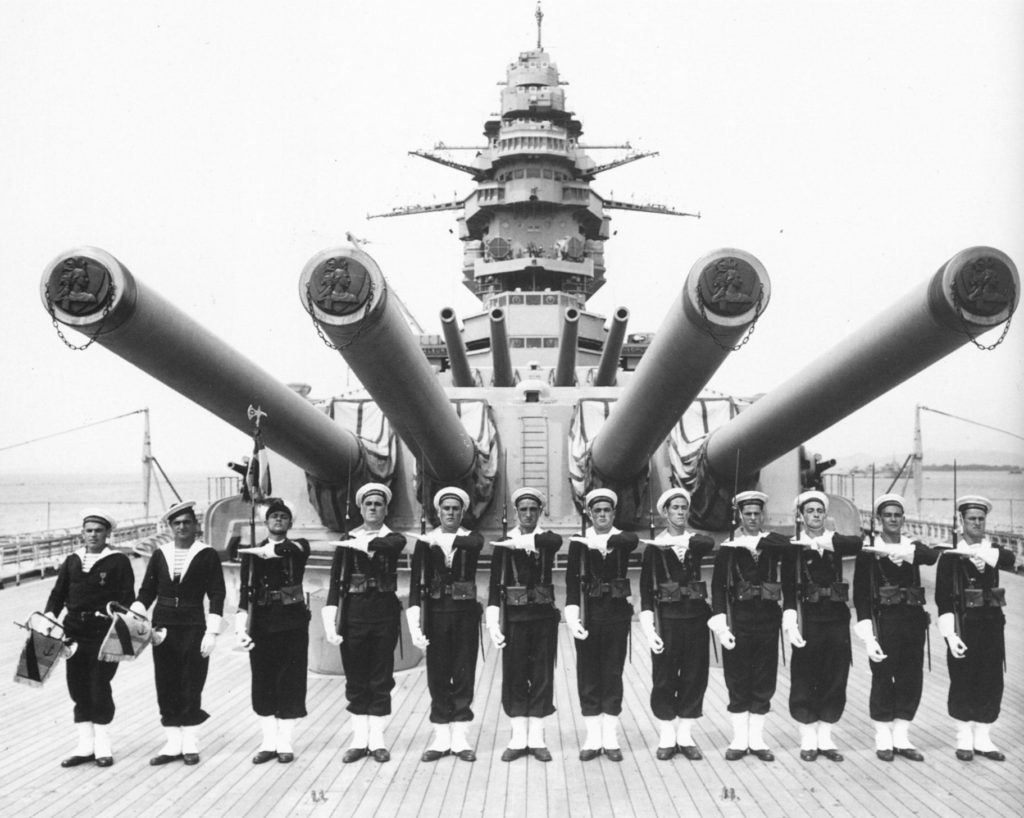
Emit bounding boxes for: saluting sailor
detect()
[321,483,406,764]
[406,486,484,762]
[638,487,715,761]
[708,490,793,762]
[852,493,939,762]
[782,490,863,762]
[45,508,135,768]
[565,488,639,762]
[486,487,563,762]
[133,501,226,767]
[936,495,1014,762]
[234,499,310,765]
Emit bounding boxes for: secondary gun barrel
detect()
[593,307,629,387]
[298,247,476,482]
[553,308,580,387]
[40,247,362,482]
[440,307,475,387]
[591,249,771,480]
[705,246,1019,484]
[490,307,514,387]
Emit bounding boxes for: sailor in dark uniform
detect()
[133,500,226,766]
[639,487,715,761]
[782,490,863,762]
[234,499,310,764]
[565,488,639,762]
[486,487,563,762]
[852,492,939,762]
[321,483,406,764]
[45,508,135,768]
[406,486,484,762]
[708,490,793,762]
[936,495,1014,762]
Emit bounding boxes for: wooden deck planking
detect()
[1,567,1023,818]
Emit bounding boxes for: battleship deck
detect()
[1,568,1022,818]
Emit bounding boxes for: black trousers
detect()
[340,618,399,716]
[650,617,709,720]
[153,626,210,727]
[66,637,118,725]
[789,617,851,724]
[250,627,308,719]
[425,608,479,723]
[947,616,1004,723]
[575,619,630,716]
[723,623,779,715]
[868,609,926,722]
[501,616,558,718]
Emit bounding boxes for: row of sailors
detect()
[42,486,1011,769]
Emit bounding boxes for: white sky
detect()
[1,0,1022,478]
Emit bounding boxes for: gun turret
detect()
[41,247,363,484]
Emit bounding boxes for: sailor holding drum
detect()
[936,495,1014,762]
[639,487,715,761]
[406,486,484,762]
[321,483,406,764]
[45,508,135,768]
[486,487,563,762]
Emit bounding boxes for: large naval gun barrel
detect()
[705,246,1019,485]
[489,308,514,387]
[40,247,362,482]
[440,307,475,387]
[593,307,629,387]
[299,247,476,482]
[591,249,771,480]
[554,308,580,387]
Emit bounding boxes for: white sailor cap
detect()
[874,493,905,515]
[356,483,392,505]
[734,490,768,509]
[162,500,198,524]
[795,490,829,512]
[657,487,691,510]
[264,499,295,520]
[81,507,116,529]
[956,495,992,514]
[433,486,470,511]
[585,488,618,509]
[512,487,546,508]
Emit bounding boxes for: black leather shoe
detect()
[799,749,818,762]
[819,749,844,762]
[724,748,747,761]
[578,748,601,762]
[277,752,295,764]
[370,749,390,763]
[95,757,114,768]
[604,748,624,762]
[876,749,895,762]
[955,749,974,761]
[677,745,703,761]
[656,746,677,761]
[149,753,183,766]
[501,747,529,762]
[342,748,369,764]
[894,747,924,762]
[421,749,449,762]
[61,754,95,768]
[975,749,1005,761]
[455,749,476,762]
[531,747,552,762]
[252,750,278,764]
[750,748,775,762]
[182,753,200,766]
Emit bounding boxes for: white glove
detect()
[565,604,588,640]
[707,614,735,650]
[782,608,806,648]
[485,606,505,649]
[321,605,343,646]
[237,542,279,559]
[129,600,148,617]
[200,632,218,657]
[406,606,429,650]
[638,610,664,654]
[970,547,998,571]
[937,612,967,658]
[152,628,167,646]
[234,611,254,651]
[344,534,372,554]
[865,637,887,662]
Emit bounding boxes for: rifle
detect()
[950,460,964,639]
[578,502,588,631]
[648,459,656,540]
[335,463,352,638]
[725,450,740,633]
[793,512,804,635]
[418,457,429,638]
[499,449,509,631]
[868,464,880,640]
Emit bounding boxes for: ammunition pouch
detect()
[733,580,781,602]
[963,587,1006,609]
[347,573,397,594]
[506,585,531,606]
[505,584,556,607]
[451,581,477,601]
[802,582,848,604]
[257,583,305,606]
[588,577,632,599]
[658,580,707,603]
[877,585,926,607]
